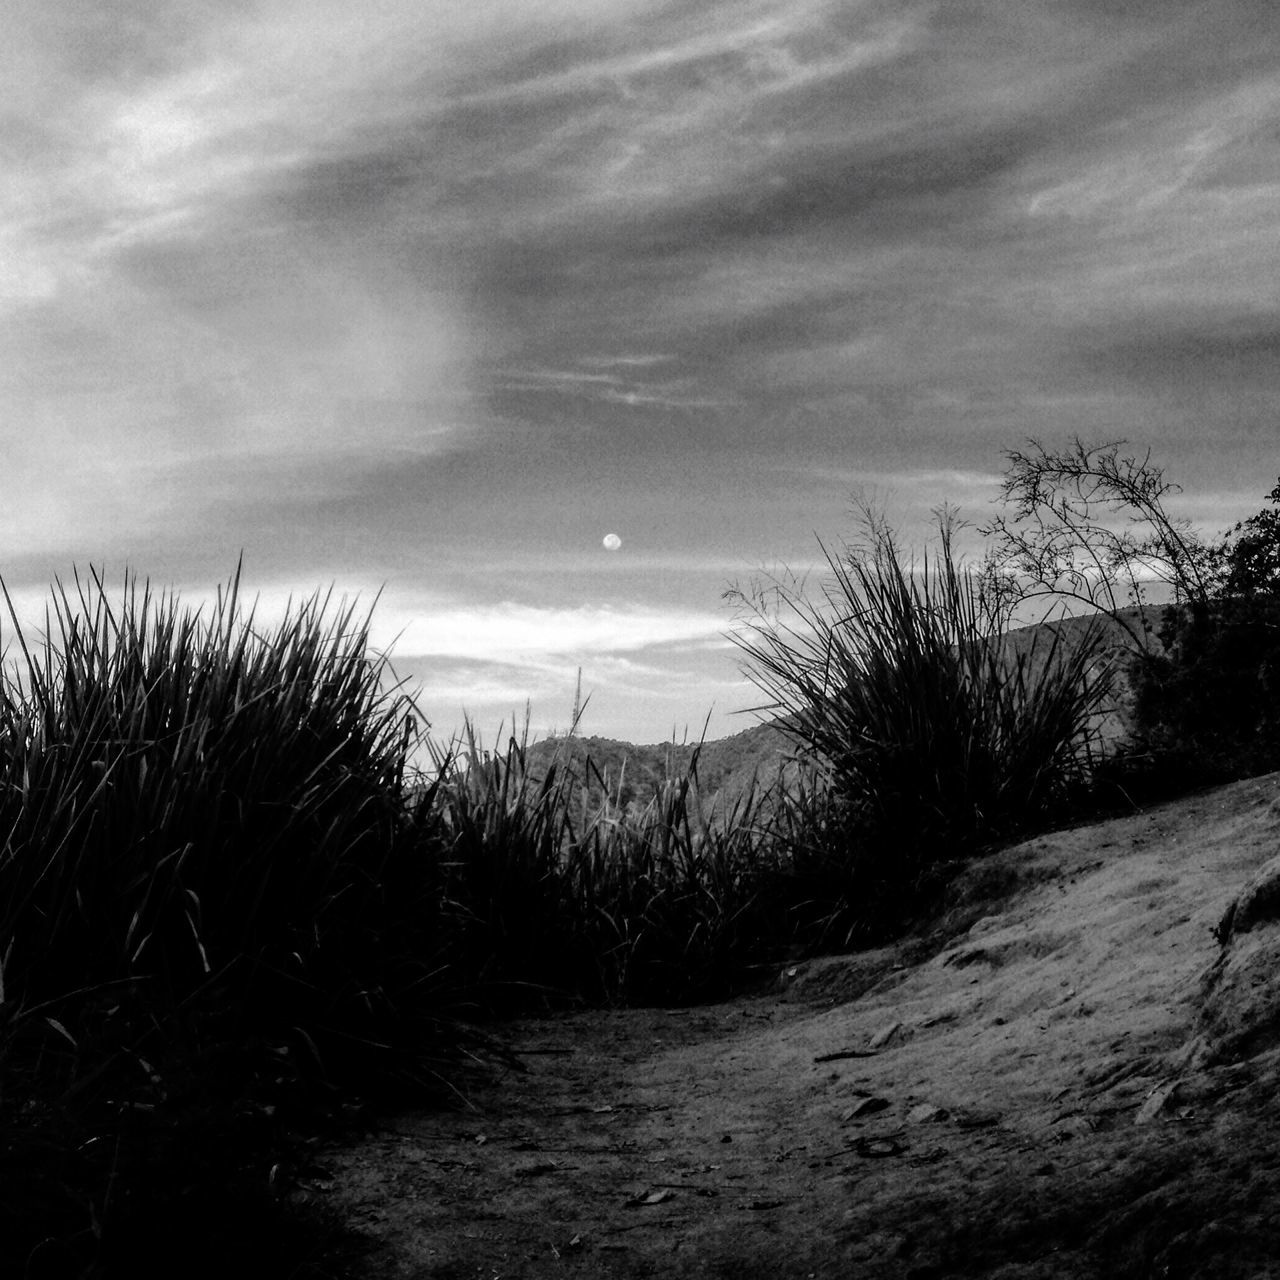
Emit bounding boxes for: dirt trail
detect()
[303,773,1280,1278]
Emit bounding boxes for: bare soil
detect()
[298,772,1280,1278]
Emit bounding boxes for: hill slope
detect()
[311,769,1280,1277]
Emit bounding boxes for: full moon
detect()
[602,533,622,551]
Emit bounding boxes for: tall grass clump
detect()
[557,756,788,1004]
[730,513,1114,939]
[428,723,789,1008]
[426,723,583,1007]
[0,564,449,1087]
[0,565,450,1276]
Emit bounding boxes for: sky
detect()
[4,0,1280,746]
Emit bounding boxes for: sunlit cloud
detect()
[406,648,758,745]
[370,600,725,661]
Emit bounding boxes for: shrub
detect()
[1223,477,1280,600]
[1054,470,1280,800]
[1102,595,1280,799]
[729,513,1114,934]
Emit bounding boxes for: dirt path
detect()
[302,773,1280,1278]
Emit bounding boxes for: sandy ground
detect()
[298,772,1280,1278]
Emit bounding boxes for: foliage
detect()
[1098,594,1280,801]
[728,510,1114,925]
[1222,478,1280,599]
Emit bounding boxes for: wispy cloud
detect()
[496,363,729,410]
[771,465,1005,494]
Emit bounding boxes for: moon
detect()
[602,532,622,551]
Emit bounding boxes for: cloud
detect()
[1073,313,1280,392]
[361,591,751,741]
[444,1,1280,440]
[770,464,1005,499]
[405,649,758,744]
[370,599,725,661]
[494,361,730,411]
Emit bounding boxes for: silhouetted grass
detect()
[428,722,791,1007]
[0,566,456,1276]
[730,517,1114,943]
[0,565,463,1090]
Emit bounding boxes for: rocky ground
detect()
[295,771,1280,1278]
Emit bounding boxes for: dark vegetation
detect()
[982,440,1280,804]
[2,441,1278,1276]
[724,509,1115,948]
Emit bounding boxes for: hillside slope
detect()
[311,770,1280,1278]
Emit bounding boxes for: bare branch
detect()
[979,438,1225,644]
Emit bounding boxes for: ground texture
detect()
[298,772,1280,1278]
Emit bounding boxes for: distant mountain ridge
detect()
[523,717,799,814]
[523,603,1166,811]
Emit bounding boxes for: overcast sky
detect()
[5,0,1280,744]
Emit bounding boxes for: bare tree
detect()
[979,438,1225,646]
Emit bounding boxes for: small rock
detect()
[1217,852,1280,942]
[1136,1081,1180,1124]
[851,1135,904,1158]
[906,1103,948,1124]
[919,1008,958,1028]
[952,1110,999,1130]
[625,1188,673,1207]
[870,1021,903,1049]
[842,1096,890,1120]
